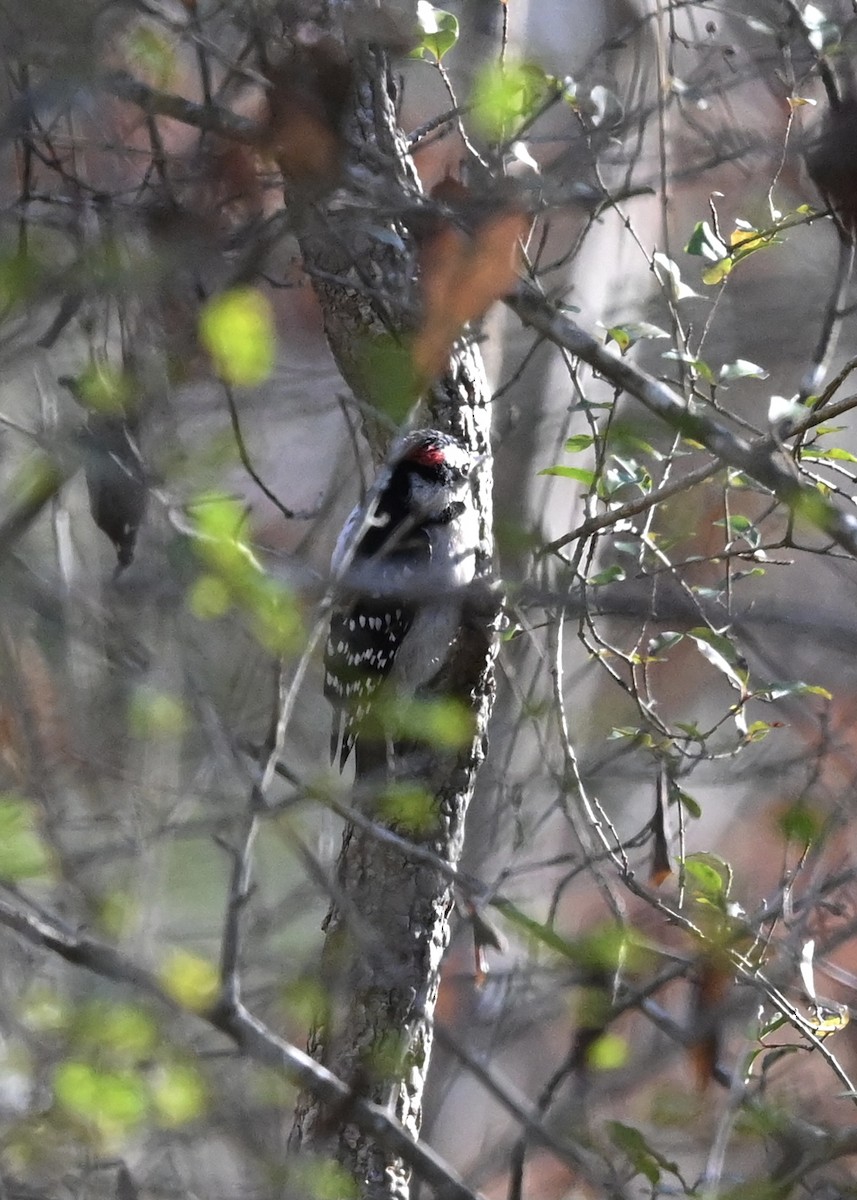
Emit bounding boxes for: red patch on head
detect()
[406,443,445,467]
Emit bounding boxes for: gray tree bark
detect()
[287,16,498,1200]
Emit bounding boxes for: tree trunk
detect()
[287,17,497,1200]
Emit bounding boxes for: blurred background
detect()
[3,0,857,1197]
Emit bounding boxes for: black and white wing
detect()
[324,599,414,769]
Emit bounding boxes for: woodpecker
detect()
[324,429,480,769]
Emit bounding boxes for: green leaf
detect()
[492,899,577,961]
[702,257,732,286]
[355,332,423,422]
[714,513,760,548]
[292,1160,359,1200]
[803,446,857,463]
[686,628,748,691]
[189,493,303,654]
[379,695,475,749]
[757,681,832,702]
[378,784,438,833]
[587,1033,628,1070]
[607,1120,680,1185]
[673,787,702,818]
[538,465,595,486]
[412,2,459,61]
[0,796,53,882]
[54,1062,148,1136]
[151,1062,207,1126]
[74,364,133,414]
[661,349,714,383]
[199,288,276,386]
[126,23,176,87]
[683,851,732,903]
[605,321,669,353]
[587,564,625,585]
[128,688,187,739]
[76,1002,157,1057]
[685,220,728,262]
[188,573,232,619]
[159,949,219,1012]
[471,61,555,139]
[564,434,595,453]
[777,802,823,843]
[744,720,774,743]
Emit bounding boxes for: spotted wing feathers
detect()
[324,601,413,768]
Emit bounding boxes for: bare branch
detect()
[508,285,857,559]
[102,69,262,144]
[0,895,481,1200]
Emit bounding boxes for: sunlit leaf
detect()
[471,61,555,138]
[0,796,53,882]
[188,573,232,619]
[538,465,595,486]
[686,628,748,691]
[126,23,176,87]
[199,288,276,386]
[587,564,625,585]
[189,493,303,654]
[743,720,773,743]
[756,680,832,702]
[719,359,769,382]
[565,434,595,453]
[128,687,187,739]
[803,446,857,463]
[378,783,438,833]
[76,1002,157,1058]
[151,1062,207,1126]
[159,949,219,1012]
[652,252,702,301]
[587,1033,628,1070]
[54,1062,148,1137]
[685,220,727,262]
[412,2,459,61]
[683,852,732,903]
[606,321,669,354]
[702,257,732,286]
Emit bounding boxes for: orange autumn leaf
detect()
[413,209,527,379]
[689,956,732,1088]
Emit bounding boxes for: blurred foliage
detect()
[1,2,857,1199]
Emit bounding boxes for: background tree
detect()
[3,2,857,1199]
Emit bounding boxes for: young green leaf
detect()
[412,2,459,62]
[687,628,748,692]
[538,465,596,486]
[200,288,275,386]
[685,220,728,262]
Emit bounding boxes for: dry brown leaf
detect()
[413,209,527,378]
[264,36,352,189]
[689,956,732,1088]
[0,634,71,782]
